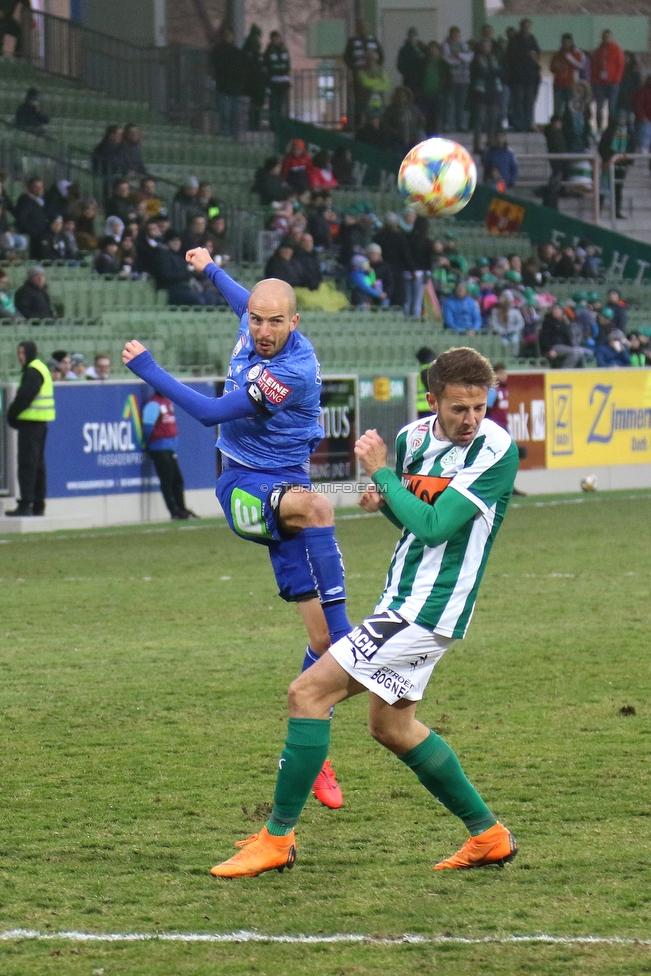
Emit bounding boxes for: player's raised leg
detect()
[211,653,363,878]
[367,694,517,870]
[278,485,351,645]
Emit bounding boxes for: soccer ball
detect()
[580,474,598,492]
[398,138,477,217]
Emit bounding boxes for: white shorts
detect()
[329,609,455,705]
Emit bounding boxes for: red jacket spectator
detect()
[591,37,625,85]
[280,140,314,193]
[632,80,651,121]
[550,43,587,90]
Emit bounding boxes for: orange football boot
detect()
[434,822,517,870]
[312,759,343,809]
[210,827,296,878]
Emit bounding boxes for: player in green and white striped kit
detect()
[211,347,520,878]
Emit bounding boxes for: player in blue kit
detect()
[122,247,350,807]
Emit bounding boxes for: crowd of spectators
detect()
[0,166,234,307]
[42,350,112,382]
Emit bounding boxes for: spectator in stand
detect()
[61,218,79,262]
[181,213,208,254]
[443,281,481,333]
[490,291,524,356]
[469,38,503,154]
[121,124,146,177]
[562,81,594,152]
[305,192,335,249]
[47,359,63,381]
[331,147,355,186]
[253,156,292,205]
[356,110,395,149]
[550,34,587,118]
[94,236,122,276]
[0,0,30,58]
[43,178,77,220]
[553,244,581,278]
[404,215,432,318]
[593,306,630,366]
[91,125,124,180]
[15,87,49,134]
[367,243,394,305]
[373,211,414,308]
[627,332,645,366]
[397,27,426,97]
[0,170,15,218]
[15,176,48,258]
[519,291,542,356]
[349,254,387,307]
[66,353,88,381]
[599,108,634,219]
[151,229,203,305]
[0,268,20,321]
[632,76,651,153]
[212,27,246,138]
[443,26,473,131]
[344,19,384,127]
[293,233,322,291]
[137,176,162,218]
[204,214,229,259]
[539,303,586,367]
[264,237,302,286]
[381,86,425,152]
[135,217,162,276]
[496,29,514,129]
[37,214,67,261]
[419,41,449,136]
[242,24,266,131]
[172,177,204,229]
[86,353,111,380]
[618,52,643,117]
[357,49,391,118]
[105,179,136,224]
[0,200,27,257]
[482,131,518,188]
[591,31,625,130]
[15,265,55,320]
[51,350,71,378]
[605,287,627,331]
[281,139,313,193]
[507,19,541,133]
[309,151,338,191]
[264,30,292,124]
[541,114,567,208]
[72,198,99,251]
[197,182,220,220]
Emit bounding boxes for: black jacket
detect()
[264,253,303,287]
[252,167,291,205]
[373,228,414,275]
[15,102,49,131]
[151,246,191,289]
[14,193,49,246]
[14,281,55,320]
[294,250,322,291]
[539,314,573,354]
[212,41,246,96]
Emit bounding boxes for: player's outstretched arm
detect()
[355,428,478,546]
[186,247,249,319]
[122,341,255,427]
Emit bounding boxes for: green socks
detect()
[399,730,497,836]
[266,718,331,836]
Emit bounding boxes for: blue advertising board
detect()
[45,381,218,499]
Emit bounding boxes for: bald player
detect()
[122,247,350,809]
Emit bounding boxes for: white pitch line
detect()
[1,930,650,947]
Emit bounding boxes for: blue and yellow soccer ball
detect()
[398,138,477,217]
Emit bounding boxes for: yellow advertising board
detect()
[545,370,651,468]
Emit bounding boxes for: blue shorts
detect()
[216,461,317,603]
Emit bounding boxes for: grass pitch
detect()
[1,491,650,975]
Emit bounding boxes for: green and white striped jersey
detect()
[375,415,519,639]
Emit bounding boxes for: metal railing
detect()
[510,153,601,225]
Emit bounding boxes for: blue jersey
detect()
[218,313,324,470]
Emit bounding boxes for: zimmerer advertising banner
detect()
[545,370,651,468]
[44,376,359,500]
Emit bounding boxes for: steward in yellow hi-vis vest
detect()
[6,341,56,517]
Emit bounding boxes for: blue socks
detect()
[301,526,352,643]
[302,646,320,672]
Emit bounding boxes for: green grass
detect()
[1,494,650,974]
